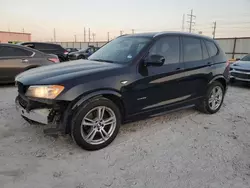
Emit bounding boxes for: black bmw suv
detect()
[15,32,230,150]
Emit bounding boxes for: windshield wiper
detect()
[89,59,114,63]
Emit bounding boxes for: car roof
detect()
[123,31,214,41]
[0,43,44,54]
[20,42,61,46]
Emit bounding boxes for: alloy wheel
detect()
[80,106,117,145]
[208,86,223,110]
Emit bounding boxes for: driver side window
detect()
[148,36,180,65]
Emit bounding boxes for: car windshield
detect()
[88,37,151,64]
[241,54,250,61]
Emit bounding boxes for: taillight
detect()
[64,51,69,55]
[48,58,60,63]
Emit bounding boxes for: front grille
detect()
[235,68,250,73]
[16,82,28,94]
[231,72,250,79]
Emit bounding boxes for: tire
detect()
[196,81,225,114]
[77,55,85,59]
[71,97,121,151]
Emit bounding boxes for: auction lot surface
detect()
[0,84,250,188]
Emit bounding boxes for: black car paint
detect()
[20,42,68,62]
[16,32,229,132]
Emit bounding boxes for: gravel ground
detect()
[0,83,250,188]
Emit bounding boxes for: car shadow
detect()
[230,81,250,89]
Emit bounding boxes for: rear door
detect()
[0,46,34,82]
[181,36,212,99]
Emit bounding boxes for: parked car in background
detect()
[15,32,229,150]
[230,54,250,83]
[66,48,78,53]
[20,42,69,62]
[68,46,100,60]
[0,43,59,83]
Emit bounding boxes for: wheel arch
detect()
[209,75,227,91]
[62,89,125,134]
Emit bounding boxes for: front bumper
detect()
[16,97,51,124]
[230,70,250,82]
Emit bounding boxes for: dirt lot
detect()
[0,83,250,188]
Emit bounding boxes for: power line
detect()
[88,28,91,42]
[187,9,196,33]
[84,27,86,42]
[212,21,217,39]
[53,28,56,42]
[182,14,185,31]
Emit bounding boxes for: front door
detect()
[123,36,188,115]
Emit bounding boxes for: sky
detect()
[0,0,250,41]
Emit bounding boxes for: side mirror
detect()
[236,58,241,61]
[144,55,165,67]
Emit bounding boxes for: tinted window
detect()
[35,43,60,50]
[0,46,32,57]
[88,37,151,64]
[149,36,180,64]
[205,40,218,57]
[183,37,202,62]
[241,54,250,61]
[201,40,209,59]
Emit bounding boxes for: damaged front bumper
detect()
[16,97,51,124]
[15,94,70,134]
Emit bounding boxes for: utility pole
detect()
[74,35,77,42]
[53,28,56,42]
[88,28,91,42]
[187,9,196,33]
[212,21,217,39]
[181,14,185,31]
[107,32,110,42]
[84,27,86,42]
[92,33,95,42]
[132,29,134,34]
[120,30,123,36]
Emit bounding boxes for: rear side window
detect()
[0,46,32,57]
[183,37,202,62]
[35,43,61,50]
[205,40,218,57]
[201,40,209,59]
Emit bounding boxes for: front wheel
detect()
[196,81,225,114]
[71,97,121,150]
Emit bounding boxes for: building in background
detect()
[0,31,31,43]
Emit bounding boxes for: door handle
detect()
[207,62,212,66]
[176,67,184,71]
[22,59,29,63]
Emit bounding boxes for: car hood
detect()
[16,59,122,85]
[231,61,250,69]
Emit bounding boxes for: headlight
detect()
[25,85,64,99]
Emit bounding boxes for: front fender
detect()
[71,89,122,110]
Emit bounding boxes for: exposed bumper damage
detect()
[15,82,70,135]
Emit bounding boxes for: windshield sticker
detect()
[127,55,132,59]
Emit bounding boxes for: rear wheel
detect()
[196,81,225,114]
[71,97,121,150]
